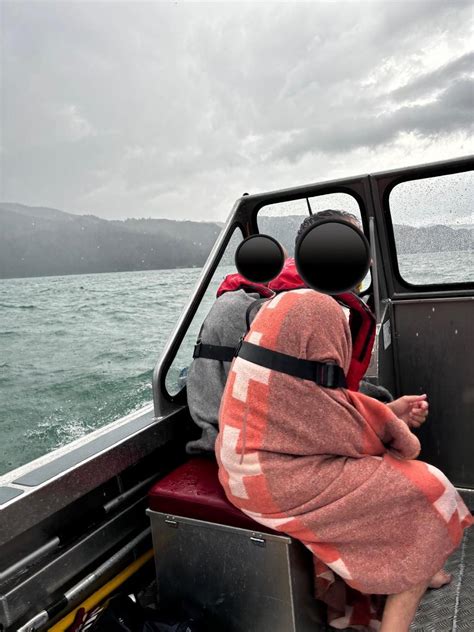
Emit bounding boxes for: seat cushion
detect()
[148,457,276,533]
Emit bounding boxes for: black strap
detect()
[193,341,235,362]
[237,341,346,389]
[193,296,271,363]
[245,297,271,330]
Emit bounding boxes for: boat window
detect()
[389,171,473,286]
[257,192,371,291]
[165,229,243,397]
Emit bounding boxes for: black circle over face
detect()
[235,234,285,284]
[295,220,370,294]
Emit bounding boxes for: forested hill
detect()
[0,203,221,279]
[0,203,471,279]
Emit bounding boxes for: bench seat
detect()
[147,456,324,631]
[148,457,276,533]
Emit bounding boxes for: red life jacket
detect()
[268,259,375,391]
[216,273,274,299]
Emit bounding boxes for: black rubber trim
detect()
[0,486,24,505]
[46,596,68,619]
[13,412,156,487]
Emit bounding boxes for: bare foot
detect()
[429,569,452,589]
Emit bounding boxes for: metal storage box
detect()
[147,509,326,632]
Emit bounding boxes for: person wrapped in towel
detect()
[187,210,390,457]
[268,209,393,403]
[216,289,473,632]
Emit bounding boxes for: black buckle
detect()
[193,339,202,359]
[324,363,338,388]
[314,362,338,388]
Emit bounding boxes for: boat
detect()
[0,155,472,631]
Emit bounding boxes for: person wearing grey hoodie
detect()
[185,277,273,455]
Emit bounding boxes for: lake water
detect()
[1,251,472,475]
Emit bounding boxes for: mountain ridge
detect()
[0,203,471,280]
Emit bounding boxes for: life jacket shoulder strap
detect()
[237,341,347,389]
[192,296,271,363]
[245,297,270,330]
[193,342,235,362]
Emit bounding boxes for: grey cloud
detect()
[385,78,474,140]
[1,1,473,220]
[390,51,474,102]
[273,77,474,161]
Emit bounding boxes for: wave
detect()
[94,350,130,362]
[3,258,471,476]
[0,302,37,310]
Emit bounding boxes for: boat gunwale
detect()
[0,403,185,547]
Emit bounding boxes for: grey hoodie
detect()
[185,290,262,455]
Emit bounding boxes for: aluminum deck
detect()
[411,526,473,631]
[316,525,473,631]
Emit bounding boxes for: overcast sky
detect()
[1,1,473,222]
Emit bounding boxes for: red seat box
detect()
[148,457,276,534]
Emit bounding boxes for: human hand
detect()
[387,394,429,428]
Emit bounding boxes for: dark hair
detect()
[295,209,361,246]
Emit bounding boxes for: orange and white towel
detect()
[216,289,472,630]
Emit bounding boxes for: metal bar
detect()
[49,549,154,632]
[64,527,151,603]
[16,608,49,632]
[1,497,148,627]
[369,153,472,180]
[369,216,381,323]
[387,299,402,398]
[151,205,242,417]
[368,175,397,300]
[0,537,60,584]
[103,474,157,514]
[16,528,151,632]
[388,296,474,305]
[451,531,468,631]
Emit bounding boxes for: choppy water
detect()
[0,268,225,475]
[1,251,472,475]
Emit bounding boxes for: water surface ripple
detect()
[0,252,471,476]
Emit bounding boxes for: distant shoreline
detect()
[1,202,471,280]
[2,251,473,283]
[0,265,207,282]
